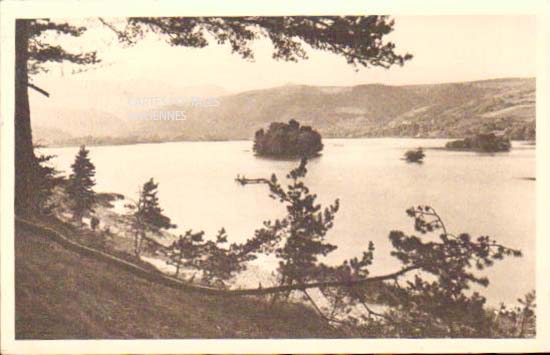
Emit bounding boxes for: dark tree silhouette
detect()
[34,147,63,214]
[166,230,205,278]
[164,226,273,287]
[237,158,339,305]
[66,145,96,223]
[15,16,411,216]
[130,178,175,257]
[90,216,100,231]
[15,19,99,216]
[254,119,324,158]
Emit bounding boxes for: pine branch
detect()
[27,82,50,97]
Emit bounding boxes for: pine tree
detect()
[15,16,410,215]
[166,230,205,278]
[237,158,339,287]
[236,161,524,335]
[66,145,96,224]
[132,178,175,257]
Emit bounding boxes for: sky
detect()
[30,15,536,114]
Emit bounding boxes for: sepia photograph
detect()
[1,0,549,353]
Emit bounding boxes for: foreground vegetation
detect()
[15,223,342,339]
[18,145,536,338]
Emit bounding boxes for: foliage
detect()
[237,161,525,337]
[317,205,523,337]
[164,158,344,287]
[129,178,176,257]
[24,154,533,338]
[33,147,64,214]
[446,133,511,152]
[166,230,206,278]
[66,145,96,223]
[492,291,536,337]
[404,148,425,163]
[16,16,411,215]
[253,119,324,158]
[165,227,269,287]
[135,162,341,289]
[106,16,411,68]
[26,19,100,75]
[504,122,536,141]
[238,158,339,288]
[15,18,102,216]
[135,178,175,232]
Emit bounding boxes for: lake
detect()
[43,138,536,306]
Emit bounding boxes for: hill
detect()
[32,77,535,146]
[15,223,341,339]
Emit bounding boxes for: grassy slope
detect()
[15,226,342,339]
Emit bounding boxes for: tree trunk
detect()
[134,232,140,257]
[15,19,37,216]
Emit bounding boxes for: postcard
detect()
[1,0,549,353]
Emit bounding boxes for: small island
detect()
[445,133,511,152]
[253,119,323,158]
[404,148,425,163]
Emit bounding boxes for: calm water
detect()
[44,138,535,305]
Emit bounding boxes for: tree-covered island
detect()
[253,119,323,158]
[445,133,512,152]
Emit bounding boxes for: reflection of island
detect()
[253,119,323,158]
[445,133,511,152]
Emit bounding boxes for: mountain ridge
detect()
[33,77,535,147]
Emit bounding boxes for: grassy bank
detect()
[15,223,343,339]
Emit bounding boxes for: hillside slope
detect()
[172,77,535,140]
[33,77,535,146]
[15,225,341,339]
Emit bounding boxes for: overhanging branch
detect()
[227,265,420,296]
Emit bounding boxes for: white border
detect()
[1,0,549,353]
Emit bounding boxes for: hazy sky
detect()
[31,15,536,113]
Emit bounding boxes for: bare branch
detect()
[235,176,271,185]
[27,83,50,97]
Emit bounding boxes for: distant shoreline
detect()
[38,136,536,150]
